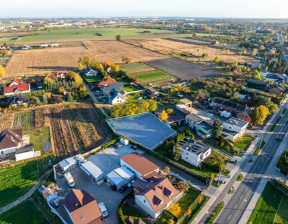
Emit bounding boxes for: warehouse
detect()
[106,167,135,191]
[80,161,104,183]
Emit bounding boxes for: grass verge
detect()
[269,116,282,132]
[206,201,224,224]
[234,135,254,151]
[254,140,265,155]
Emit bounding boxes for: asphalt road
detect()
[277,32,288,63]
[196,103,288,224]
[214,106,288,224]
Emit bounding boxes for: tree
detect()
[163,166,170,173]
[31,97,41,105]
[0,65,5,78]
[268,104,278,114]
[42,94,48,104]
[250,70,260,79]
[202,53,208,58]
[260,45,265,50]
[243,49,247,55]
[198,196,202,204]
[58,86,65,95]
[166,140,175,153]
[69,72,83,87]
[251,105,269,125]
[116,35,121,41]
[187,207,192,216]
[67,92,73,102]
[214,56,220,63]
[0,50,8,57]
[168,203,181,217]
[166,108,173,114]
[159,110,168,121]
[177,181,189,191]
[211,173,215,182]
[212,119,223,139]
[167,220,175,224]
[174,143,181,161]
[121,56,131,64]
[270,50,276,55]
[252,49,258,56]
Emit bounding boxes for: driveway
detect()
[57,144,144,224]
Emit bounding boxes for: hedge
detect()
[101,137,121,150]
[118,203,126,224]
[276,151,288,176]
[206,201,224,224]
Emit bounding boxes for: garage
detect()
[106,167,135,191]
[80,161,104,183]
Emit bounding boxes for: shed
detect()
[15,146,34,161]
[59,157,77,173]
[106,167,135,190]
[80,161,104,182]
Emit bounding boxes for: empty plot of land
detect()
[5,40,166,77]
[145,57,220,80]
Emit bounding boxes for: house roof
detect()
[97,77,117,86]
[15,145,34,155]
[178,139,211,155]
[180,98,192,105]
[247,79,269,86]
[8,95,29,105]
[224,117,248,128]
[109,88,125,102]
[56,70,69,76]
[132,177,180,213]
[63,189,102,224]
[4,81,29,95]
[270,84,286,92]
[0,129,22,150]
[103,82,124,95]
[186,113,203,123]
[120,152,159,177]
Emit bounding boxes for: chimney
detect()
[75,203,79,207]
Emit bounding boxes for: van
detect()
[98,202,108,218]
[64,172,75,188]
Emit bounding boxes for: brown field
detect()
[0,113,14,133]
[125,38,258,64]
[5,40,166,78]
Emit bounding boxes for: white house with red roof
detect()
[4,79,30,96]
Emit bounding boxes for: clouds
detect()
[0,0,288,18]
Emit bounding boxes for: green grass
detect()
[222,169,231,177]
[121,63,152,73]
[236,174,243,181]
[13,111,35,129]
[0,156,53,209]
[254,140,265,155]
[82,75,102,83]
[206,201,224,224]
[282,108,286,114]
[234,135,254,151]
[121,203,145,222]
[135,71,169,80]
[0,199,49,224]
[2,28,189,43]
[249,182,288,224]
[23,127,50,153]
[176,188,201,217]
[270,115,282,132]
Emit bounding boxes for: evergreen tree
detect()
[212,119,223,139]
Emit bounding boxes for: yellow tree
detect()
[168,203,181,217]
[198,196,202,204]
[159,110,168,121]
[0,65,5,78]
[252,49,258,56]
[243,49,247,55]
[258,105,269,123]
[260,45,265,50]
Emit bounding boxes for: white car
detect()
[98,202,108,218]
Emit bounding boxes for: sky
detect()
[1,0,288,18]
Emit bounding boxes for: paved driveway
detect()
[57,144,144,224]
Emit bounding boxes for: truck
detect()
[98,202,108,218]
[64,172,75,188]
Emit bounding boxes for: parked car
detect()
[131,145,138,150]
[64,172,75,188]
[98,202,108,218]
[114,143,121,149]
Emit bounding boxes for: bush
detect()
[102,137,121,149]
[206,202,224,224]
[277,151,288,176]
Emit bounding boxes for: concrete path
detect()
[1,49,14,67]
[0,168,52,215]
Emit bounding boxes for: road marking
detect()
[240,195,243,199]
[245,187,248,191]
[234,204,238,208]
[244,199,247,202]
[228,215,231,220]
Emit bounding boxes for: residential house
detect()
[15,146,34,161]
[108,88,125,105]
[51,42,59,47]
[120,152,161,179]
[185,114,213,139]
[146,87,159,99]
[179,98,192,107]
[155,108,186,126]
[222,117,248,142]
[4,79,30,96]
[0,129,24,155]
[178,104,213,121]
[236,109,252,125]
[247,79,270,91]
[55,71,69,80]
[40,43,49,48]
[132,177,182,219]
[97,77,117,88]
[63,189,103,224]
[8,95,30,107]
[83,67,98,77]
[176,139,211,167]
[268,84,286,97]
[210,98,246,114]
[261,72,287,84]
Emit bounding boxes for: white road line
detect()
[234,204,238,208]
[245,187,248,191]
[228,215,231,220]
[240,195,243,200]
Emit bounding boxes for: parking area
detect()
[57,144,144,224]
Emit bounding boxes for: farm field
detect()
[121,63,176,86]
[125,38,258,64]
[0,113,14,132]
[145,57,220,80]
[5,40,166,77]
[0,156,52,209]
[0,28,188,44]
[13,110,35,129]
[249,182,288,224]
[0,199,49,224]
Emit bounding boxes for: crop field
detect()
[0,113,14,133]
[125,38,258,64]
[0,199,49,224]
[121,63,175,86]
[0,156,52,209]
[13,111,35,129]
[5,40,166,77]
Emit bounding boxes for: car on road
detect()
[98,202,109,218]
[276,136,282,142]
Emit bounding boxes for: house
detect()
[83,67,98,77]
[146,87,159,99]
[106,167,135,190]
[51,42,59,47]
[268,84,286,97]
[176,139,211,167]
[132,177,182,219]
[0,129,24,155]
[15,146,34,161]
[97,77,117,87]
[4,79,30,96]
[223,117,248,141]
[55,71,69,80]
[120,152,161,179]
[104,64,112,73]
[179,98,192,107]
[236,109,252,125]
[63,189,103,224]
[125,217,145,224]
[108,88,126,105]
[22,44,29,50]
[102,82,124,95]
[8,95,30,107]
[155,108,186,126]
[247,79,270,91]
[261,72,287,84]
[210,98,246,114]
[178,104,213,121]
[40,43,49,48]
[185,114,213,139]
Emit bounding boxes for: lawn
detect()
[0,199,48,224]
[135,71,169,80]
[0,156,53,209]
[23,126,50,153]
[2,28,189,43]
[82,75,102,83]
[13,111,35,129]
[121,203,146,222]
[249,182,288,224]
[254,140,265,155]
[175,188,201,217]
[234,135,254,151]
[270,116,282,132]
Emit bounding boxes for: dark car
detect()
[131,145,138,150]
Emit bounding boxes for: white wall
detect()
[179,147,211,167]
[15,151,34,161]
[135,195,156,218]
[0,146,18,155]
